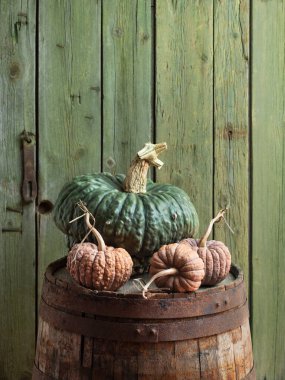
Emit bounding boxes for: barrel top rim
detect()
[45,256,244,300]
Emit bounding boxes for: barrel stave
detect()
[32,258,255,380]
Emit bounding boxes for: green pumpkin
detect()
[53,143,199,261]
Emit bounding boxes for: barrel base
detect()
[33,361,256,380]
[33,258,255,380]
[33,317,254,380]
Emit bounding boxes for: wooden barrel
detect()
[33,257,255,380]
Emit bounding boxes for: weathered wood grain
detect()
[232,327,246,379]
[252,2,285,379]
[33,258,253,379]
[102,0,153,175]
[38,0,102,292]
[155,0,214,234]
[241,321,253,375]
[216,331,236,380]
[137,342,177,379]
[213,0,250,286]
[37,320,81,380]
[199,336,219,379]
[82,336,93,369]
[113,342,138,379]
[174,340,200,380]
[34,318,254,380]
[93,340,115,379]
[0,1,36,379]
[3,1,285,377]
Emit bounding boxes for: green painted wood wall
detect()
[0,1,284,379]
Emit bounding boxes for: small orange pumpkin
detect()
[67,204,133,291]
[142,242,205,298]
[181,209,231,286]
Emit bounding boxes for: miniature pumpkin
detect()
[54,143,199,262]
[67,204,133,291]
[141,242,205,298]
[181,209,231,286]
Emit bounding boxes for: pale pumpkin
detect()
[181,209,231,286]
[67,205,133,291]
[142,242,205,298]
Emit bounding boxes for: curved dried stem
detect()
[69,201,106,252]
[142,268,178,299]
[84,212,106,252]
[198,208,228,248]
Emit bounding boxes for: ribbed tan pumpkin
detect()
[67,206,133,291]
[142,242,205,298]
[181,209,231,286]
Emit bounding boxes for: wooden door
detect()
[0,1,284,379]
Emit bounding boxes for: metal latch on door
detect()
[21,130,37,203]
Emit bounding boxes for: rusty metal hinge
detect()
[21,130,37,203]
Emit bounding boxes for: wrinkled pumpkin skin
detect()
[54,173,199,259]
[67,242,133,291]
[181,238,231,286]
[149,242,205,292]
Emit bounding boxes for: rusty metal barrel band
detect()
[42,266,246,320]
[39,298,249,343]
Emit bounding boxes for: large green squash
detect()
[53,143,199,262]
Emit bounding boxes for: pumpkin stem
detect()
[142,267,178,299]
[84,212,106,252]
[198,208,227,248]
[74,201,107,251]
[124,142,167,193]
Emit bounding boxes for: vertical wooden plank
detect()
[93,340,115,379]
[35,318,44,368]
[156,0,214,232]
[241,322,253,375]
[213,0,250,285]
[199,336,219,380]
[102,0,153,174]
[216,332,236,380]
[0,1,36,378]
[231,327,246,379]
[113,342,138,379]
[38,0,102,288]
[137,343,156,380]
[82,336,94,369]
[252,2,285,379]
[37,320,81,380]
[137,342,176,379]
[175,340,200,380]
